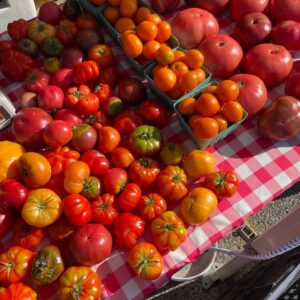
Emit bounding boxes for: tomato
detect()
[114,109,144,135]
[130,125,162,157]
[204,170,239,199]
[99,66,119,87]
[114,212,145,249]
[130,158,160,188]
[118,77,147,104]
[285,73,300,99]
[72,60,100,85]
[151,211,187,252]
[159,143,184,166]
[153,67,177,92]
[47,216,75,242]
[38,2,63,25]
[54,108,83,127]
[121,33,143,58]
[180,187,218,224]
[63,194,92,226]
[22,188,63,228]
[51,68,73,91]
[143,40,161,60]
[38,85,64,111]
[28,20,56,44]
[94,83,113,103]
[92,194,119,225]
[97,126,120,154]
[65,85,90,109]
[215,80,239,103]
[0,40,15,54]
[118,183,141,211]
[221,101,244,123]
[56,19,78,47]
[43,146,80,177]
[138,193,167,221]
[101,96,124,118]
[81,149,110,176]
[71,123,97,152]
[128,242,164,280]
[12,218,45,249]
[44,57,61,74]
[156,21,172,43]
[18,152,51,188]
[84,111,110,131]
[231,0,269,21]
[0,246,33,284]
[102,168,128,194]
[195,93,220,117]
[70,223,112,265]
[41,37,64,57]
[77,93,100,115]
[64,161,90,194]
[156,166,188,202]
[81,176,101,199]
[63,0,82,21]
[76,13,99,30]
[0,283,37,300]
[31,245,64,285]
[59,266,102,299]
[269,0,300,24]
[25,69,50,94]
[88,44,115,68]
[243,43,293,88]
[111,147,135,169]
[7,19,29,42]
[62,47,85,68]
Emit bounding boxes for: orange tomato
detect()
[120,0,138,17]
[90,0,106,5]
[188,114,202,128]
[153,68,176,92]
[108,0,122,5]
[135,6,151,24]
[156,21,172,43]
[146,13,161,24]
[184,49,204,70]
[195,93,220,117]
[115,17,135,33]
[221,101,244,123]
[173,50,186,62]
[215,80,239,103]
[122,33,143,57]
[178,70,199,93]
[214,114,228,131]
[167,83,184,100]
[170,61,189,80]
[18,152,51,188]
[182,149,215,179]
[152,63,167,77]
[203,84,217,95]
[103,6,120,25]
[136,21,158,42]
[194,68,206,83]
[193,117,219,140]
[178,97,196,116]
[156,44,174,65]
[143,40,161,60]
[180,187,218,225]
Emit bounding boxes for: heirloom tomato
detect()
[156,166,188,202]
[205,170,239,199]
[51,68,73,91]
[84,111,110,131]
[41,37,64,57]
[0,209,14,239]
[64,161,90,194]
[72,60,100,85]
[31,245,64,285]
[13,218,45,249]
[70,223,112,265]
[0,40,15,54]
[17,38,39,58]
[18,152,51,188]
[71,123,97,152]
[114,109,144,135]
[43,146,80,177]
[0,282,37,300]
[151,211,187,251]
[159,143,184,166]
[44,57,61,74]
[128,242,164,280]
[63,0,82,21]
[47,216,75,242]
[38,1,63,25]
[25,68,50,93]
[62,47,85,68]
[7,19,28,42]
[94,83,112,103]
[88,44,115,68]
[81,176,101,199]
[180,187,218,224]
[77,93,100,115]
[129,158,160,188]
[0,246,33,284]
[102,168,128,194]
[111,147,135,169]
[22,188,63,228]
[130,125,162,157]
[101,96,124,117]
[44,176,68,199]
[54,108,82,127]
[0,179,29,208]
[114,212,145,249]
[285,73,300,99]
[117,77,146,104]
[28,20,56,44]
[76,13,99,30]
[63,194,92,226]
[38,85,64,111]
[138,193,167,221]
[118,183,141,211]
[97,126,120,154]
[65,85,91,109]
[99,66,119,87]
[92,194,119,225]
[56,19,78,47]
[81,149,110,176]
[59,266,102,300]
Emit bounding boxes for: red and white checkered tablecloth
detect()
[1,2,300,299]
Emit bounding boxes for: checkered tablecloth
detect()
[1,2,300,299]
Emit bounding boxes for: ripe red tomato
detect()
[76,93,100,115]
[118,183,141,211]
[113,109,144,135]
[94,83,112,103]
[111,147,135,169]
[65,85,91,110]
[88,44,115,68]
[231,0,269,21]
[72,60,100,85]
[56,19,78,47]
[102,168,128,194]
[269,0,300,24]
[81,149,110,176]
[54,108,83,127]
[38,85,64,111]
[285,73,300,99]
[98,66,119,87]
[25,68,50,93]
[84,111,110,131]
[97,126,120,154]
[138,193,167,221]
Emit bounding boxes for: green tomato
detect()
[41,37,64,57]
[130,125,162,157]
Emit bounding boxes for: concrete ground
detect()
[147,181,300,300]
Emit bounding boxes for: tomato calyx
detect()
[145,197,154,206]
[0,260,14,278]
[71,282,83,298]
[83,177,94,191]
[99,202,108,210]
[215,173,226,186]
[72,91,84,98]
[37,23,46,32]
[140,158,151,168]
[139,131,152,141]
[96,48,105,55]
[172,175,181,183]
[165,223,173,231]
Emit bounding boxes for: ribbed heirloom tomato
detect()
[138,193,167,220]
[72,60,100,85]
[0,283,37,300]
[118,183,141,211]
[65,85,91,109]
[88,44,115,68]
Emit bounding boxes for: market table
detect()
[0,2,300,299]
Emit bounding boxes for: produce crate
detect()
[78,0,99,16]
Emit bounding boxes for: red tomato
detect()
[114,109,144,135]
[56,19,78,47]
[111,147,135,169]
[118,183,141,211]
[65,85,91,110]
[231,0,269,21]
[184,0,230,16]
[102,168,128,194]
[97,126,120,154]
[81,149,110,176]
[0,282,37,300]
[76,93,100,115]
[88,44,115,68]
[84,111,110,131]
[38,2,63,25]
[91,194,119,225]
[71,123,97,152]
[269,0,300,24]
[285,73,300,99]
[38,85,64,111]
[98,66,119,87]
[138,193,167,221]
[94,83,113,103]
[0,209,14,239]
[25,68,50,93]
[47,216,75,242]
[72,60,100,85]
[51,68,73,91]
[63,194,92,226]
[54,108,83,127]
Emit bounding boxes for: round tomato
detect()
[102,168,128,194]
[71,123,97,152]
[94,83,112,103]
[76,93,100,115]
[56,19,78,47]
[81,176,101,199]
[80,149,110,176]
[138,193,167,221]
[159,143,184,166]
[113,109,144,135]
[118,183,141,211]
[97,126,120,154]
[47,216,75,242]
[0,283,37,300]
[111,147,135,169]
[88,44,115,68]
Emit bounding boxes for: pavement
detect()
[146,181,300,300]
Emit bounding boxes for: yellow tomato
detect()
[180,187,218,225]
[182,150,215,179]
[159,143,184,166]
[22,188,63,228]
[0,141,25,182]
